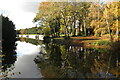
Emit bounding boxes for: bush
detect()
[94,28,108,37]
[43,27,51,37]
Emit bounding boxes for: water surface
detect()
[1,40,43,78]
[1,38,119,78]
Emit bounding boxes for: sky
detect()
[0,0,45,29]
[0,0,119,29]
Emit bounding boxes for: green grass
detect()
[92,40,111,46]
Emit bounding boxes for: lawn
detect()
[53,36,111,48]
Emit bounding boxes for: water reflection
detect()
[34,41,119,78]
[10,41,42,78]
[3,37,118,78]
[18,38,43,46]
[0,37,43,78]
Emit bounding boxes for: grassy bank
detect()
[52,36,113,49]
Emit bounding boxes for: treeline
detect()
[18,1,119,41]
[17,27,43,35]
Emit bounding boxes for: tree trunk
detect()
[73,16,76,36]
[83,19,86,36]
[106,19,112,41]
[98,9,100,28]
[73,22,76,36]
[78,25,81,36]
[106,12,112,41]
[65,26,69,37]
[77,20,81,36]
[57,17,60,37]
[116,19,119,41]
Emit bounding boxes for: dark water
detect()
[0,38,119,78]
[35,40,119,78]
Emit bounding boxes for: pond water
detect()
[0,39,44,78]
[35,40,119,78]
[0,37,119,78]
[8,41,42,78]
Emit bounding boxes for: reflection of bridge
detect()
[17,35,44,40]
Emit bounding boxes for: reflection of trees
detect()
[109,41,120,78]
[49,44,62,67]
[19,38,43,46]
[35,42,119,78]
[90,48,119,78]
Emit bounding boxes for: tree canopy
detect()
[17,1,119,41]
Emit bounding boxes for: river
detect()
[0,36,44,78]
[0,36,119,79]
[8,41,43,78]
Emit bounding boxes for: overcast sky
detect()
[0,0,45,29]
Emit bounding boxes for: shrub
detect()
[43,27,51,37]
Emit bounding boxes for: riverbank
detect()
[51,36,117,49]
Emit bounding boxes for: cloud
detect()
[0,0,44,29]
[16,41,40,56]
[9,12,36,29]
[21,2,40,13]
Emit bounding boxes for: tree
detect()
[34,1,119,39]
[2,16,16,45]
[2,15,17,71]
[34,2,62,37]
[43,27,51,37]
